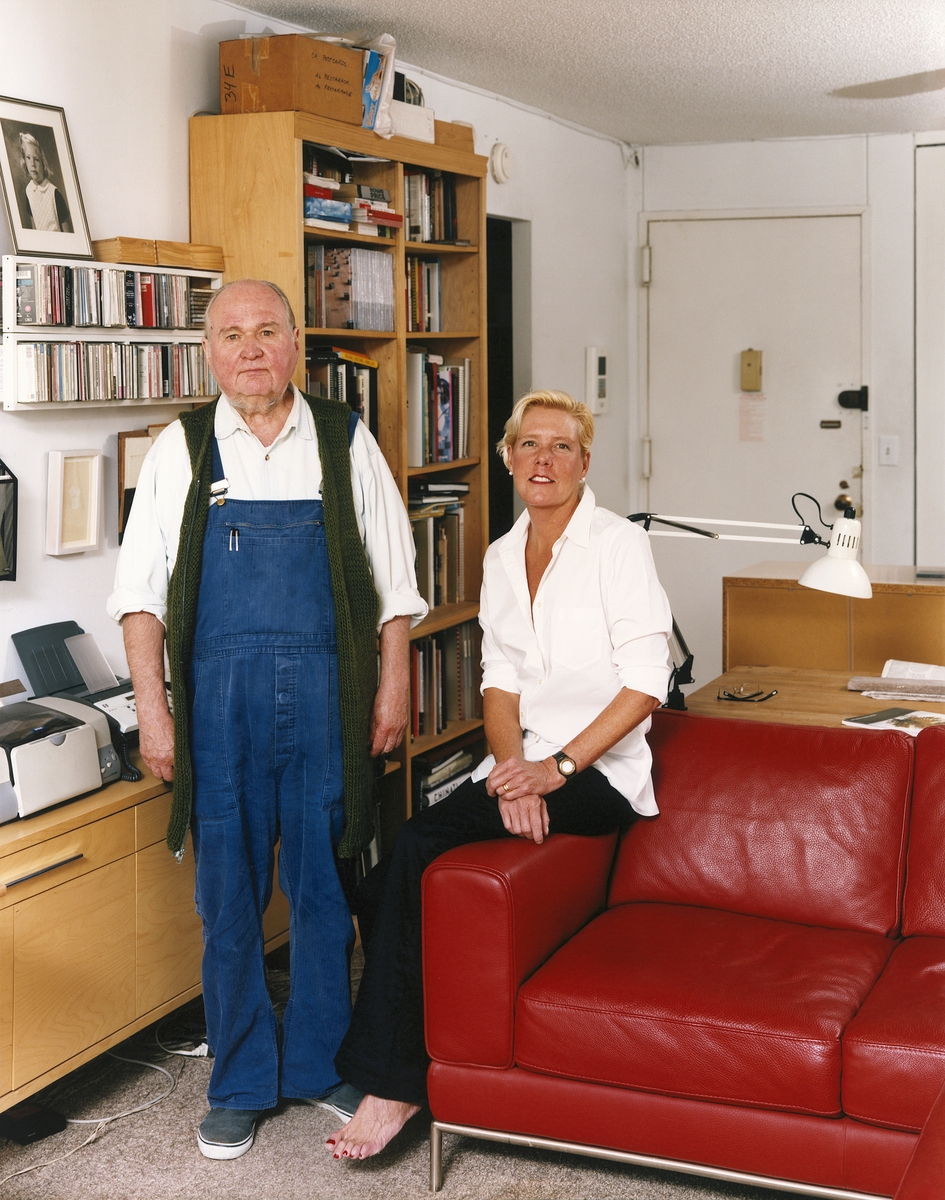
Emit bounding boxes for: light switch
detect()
[878,435,900,466]
[740,349,762,392]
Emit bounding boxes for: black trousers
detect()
[334,766,634,1105]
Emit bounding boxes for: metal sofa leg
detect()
[430,1121,443,1191]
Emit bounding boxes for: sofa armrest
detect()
[422,831,618,1069]
[895,1076,945,1199]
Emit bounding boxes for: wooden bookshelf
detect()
[189,109,489,819]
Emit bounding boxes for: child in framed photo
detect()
[0,96,91,257]
[12,128,73,232]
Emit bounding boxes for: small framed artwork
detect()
[46,450,102,555]
[0,96,92,258]
[0,459,17,580]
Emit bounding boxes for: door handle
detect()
[2,853,84,894]
[838,386,868,410]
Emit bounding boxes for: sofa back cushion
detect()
[609,712,913,934]
[903,726,945,936]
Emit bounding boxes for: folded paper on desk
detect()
[842,708,945,735]
[849,658,945,702]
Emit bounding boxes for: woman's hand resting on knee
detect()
[487,756,565,844]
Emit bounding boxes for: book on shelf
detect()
[404,169,460,243]
[337,184,391,202]
[313,245,394,331]
[410,504,465,607]
[302,144,354,184]
[305,342,379,437]
[409,620,482,739]
[15,340,218,404]
[412,730,484,810]
[304,217,351,232]
[406,348,471,465]
[406,257,440,332]
[303,196,353,225]
[13,262,207,330]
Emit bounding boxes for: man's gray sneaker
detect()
[307,1082,365,1124]
[197,1107,259,1159]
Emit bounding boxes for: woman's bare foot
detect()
[326,1093,421,1159]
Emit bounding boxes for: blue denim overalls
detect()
[189,435,353,1111]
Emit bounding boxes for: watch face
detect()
[556,753,576,776]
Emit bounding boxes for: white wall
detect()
[0,1,634,689]
[639,134,916,565]
[637,133,917,682]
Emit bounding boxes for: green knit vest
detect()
[164,396,380,859]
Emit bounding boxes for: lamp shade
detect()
[798,513,872,599]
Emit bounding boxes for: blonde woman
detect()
[327,390,673,1159]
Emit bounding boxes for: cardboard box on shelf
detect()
[435,121,475,153]
[92,239,224,272]
[219,35,363,124]
[92,237,157,266]
[155,241,224,272]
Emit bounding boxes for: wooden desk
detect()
[723,561,945,674]
[685,665,945,729]
[0,760,289,1113]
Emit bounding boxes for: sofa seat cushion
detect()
[515,902,895,1116]
[843,936,945,1132]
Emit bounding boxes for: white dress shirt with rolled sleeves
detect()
[107,387,428,631]
[471,484,672,815]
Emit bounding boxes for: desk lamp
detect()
[629,494,872,711]
[629,493,872,600]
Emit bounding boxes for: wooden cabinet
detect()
[189,110,489,815]
[724,561,945,673]
[0,767,290,1112]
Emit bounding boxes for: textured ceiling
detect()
[235,0,945,144]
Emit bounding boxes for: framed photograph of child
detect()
[0,96,92,258]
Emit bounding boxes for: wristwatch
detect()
[552,751,577,778]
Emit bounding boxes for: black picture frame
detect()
[0,95,91,258]
[0,459,18,581]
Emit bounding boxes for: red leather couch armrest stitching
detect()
[894,1076,945,1198]
[423,833,617,1068]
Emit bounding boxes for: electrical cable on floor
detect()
[64,1050,183,1124]
[0,1052,184,1190]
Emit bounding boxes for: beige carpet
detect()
[0,948,785,1200]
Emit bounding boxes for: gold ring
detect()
[503,783,511,793]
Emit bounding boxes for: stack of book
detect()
[406,257,440,332]
[341,183,404,238]
[406,349,471,465]
[14,263,206,329]
[410,619,482,739]
[412,738,482,810]
[16,341,218,403]
[306,244,395,331]
[306,342,378,436]
[303,176,405,239]
[404,169,465,243]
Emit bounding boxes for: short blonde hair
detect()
[497,389,594,468]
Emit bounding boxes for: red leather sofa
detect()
[423,712,945,1197]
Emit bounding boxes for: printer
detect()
[0,697,119,824]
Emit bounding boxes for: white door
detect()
[645,214,865,684]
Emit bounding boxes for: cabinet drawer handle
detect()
[2,853,84,894]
